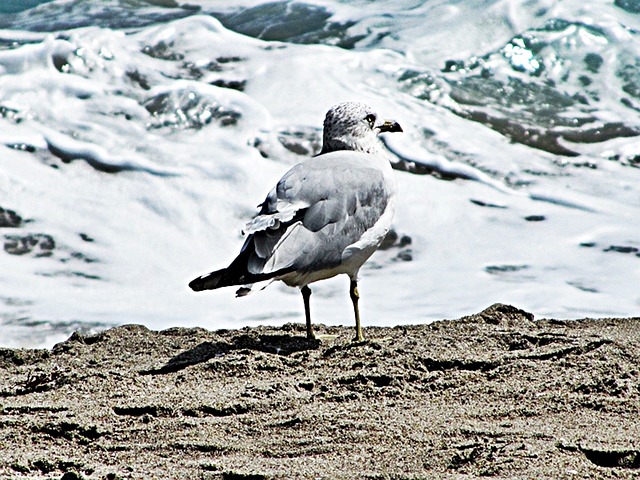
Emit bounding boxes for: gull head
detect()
[319,102,402,155]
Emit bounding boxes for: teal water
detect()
[0,0,53,14]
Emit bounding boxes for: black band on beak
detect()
[378,120,403,133]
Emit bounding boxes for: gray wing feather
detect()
[243,152,390,277]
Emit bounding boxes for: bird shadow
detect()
[140,334,320,375]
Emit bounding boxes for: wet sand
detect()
[1,304,639,479]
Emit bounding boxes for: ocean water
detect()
[1,0,639,348]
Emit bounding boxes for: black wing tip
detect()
[235,286,252,297]
[188,276,207,291]
[189,263,293,293]
[188,270,224,291]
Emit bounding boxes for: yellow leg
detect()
[301,285,315,340]
[350,280,364,342]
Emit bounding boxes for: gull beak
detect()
[378,120,403,133]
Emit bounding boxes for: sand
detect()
[1,304,639,479]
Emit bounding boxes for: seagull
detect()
[189,102,402,341]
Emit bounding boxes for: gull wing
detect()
[243,150,393,278]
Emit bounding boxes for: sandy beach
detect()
[1,303,639,479]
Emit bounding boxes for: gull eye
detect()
[364,114,376,127]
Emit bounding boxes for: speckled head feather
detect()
[319,102,402,155]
